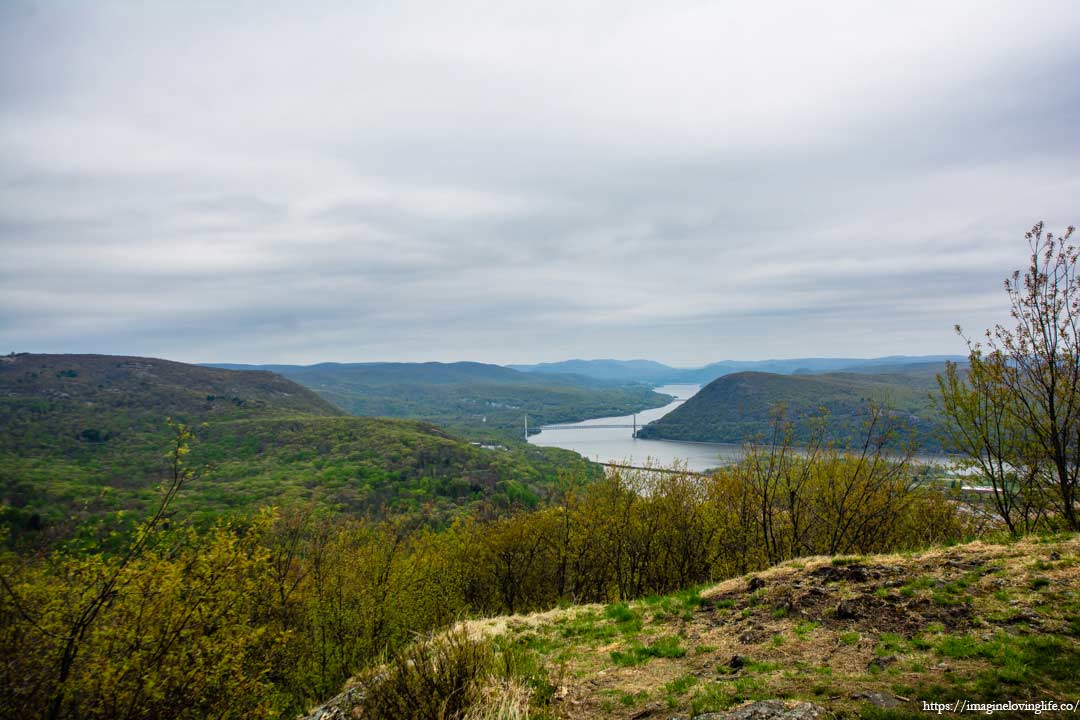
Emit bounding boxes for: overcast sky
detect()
[2,1,1078,366]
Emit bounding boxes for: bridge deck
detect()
[541,423,636,429]
[600,462,711,477]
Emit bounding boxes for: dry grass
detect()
[464,680,534,720]
[458,603,606,642]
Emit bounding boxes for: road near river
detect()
[527,383,955,473]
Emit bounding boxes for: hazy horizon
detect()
[202,353,970,369]
[8,351,969,369]
[3,2,1078,365]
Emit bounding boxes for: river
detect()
[527,383,955,473]
[527,384,751,472]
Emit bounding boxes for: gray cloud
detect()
[2,1,1079,365]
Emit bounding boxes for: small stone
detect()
[749,576,766,591]
[729,654,746,669]
[852,691,901,709]
[693,700,831,719]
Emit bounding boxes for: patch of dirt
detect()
[701,556,990,640]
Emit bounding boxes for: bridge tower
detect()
[524,414,528,441]
[633,414,637,438]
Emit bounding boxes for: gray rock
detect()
[300,682,370,720]
[693,699,831,719]
[851,691,902,708]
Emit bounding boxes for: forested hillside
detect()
[0,354,597,541]
[207,361,671,441]
[637,365,951,450]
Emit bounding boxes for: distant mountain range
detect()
[508,355,966,385]
[203,361,671,441]
[505,359,678,383]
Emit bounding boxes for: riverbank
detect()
[529,383,958,472]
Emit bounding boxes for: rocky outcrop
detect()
[300,684,366,720]
[691,700,831,719]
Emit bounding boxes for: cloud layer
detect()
[3,1,1079,364]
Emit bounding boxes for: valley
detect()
[7,7,1077,718]
[1,350,1075,720]
[206,360,672,443]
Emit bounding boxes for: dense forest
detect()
[0,354,978,719]
[1,422,973,719]
[0,354,601,543]
[636,363,950,450]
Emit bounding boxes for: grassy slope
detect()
[209,361,672,442]
[0,354,596,537]
[637,366,947,450]
[451,535,1080,719]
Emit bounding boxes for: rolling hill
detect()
[509,356,966,385]
[0,354,598,540]
[506,359,680,383]
[205,361,672,441]
[636,365,953,450]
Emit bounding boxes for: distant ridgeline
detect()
[204,360,672,442]
[508,355,966,385]
[0,354,598,541]
[636,362,957,451]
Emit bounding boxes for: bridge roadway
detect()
[540,423,636,429]
[600,462,711,477]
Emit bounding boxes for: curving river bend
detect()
[527,384,751,472]
[527,383,954,473]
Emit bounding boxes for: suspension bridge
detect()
[542,423,637,429]
[525,413,643,438]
